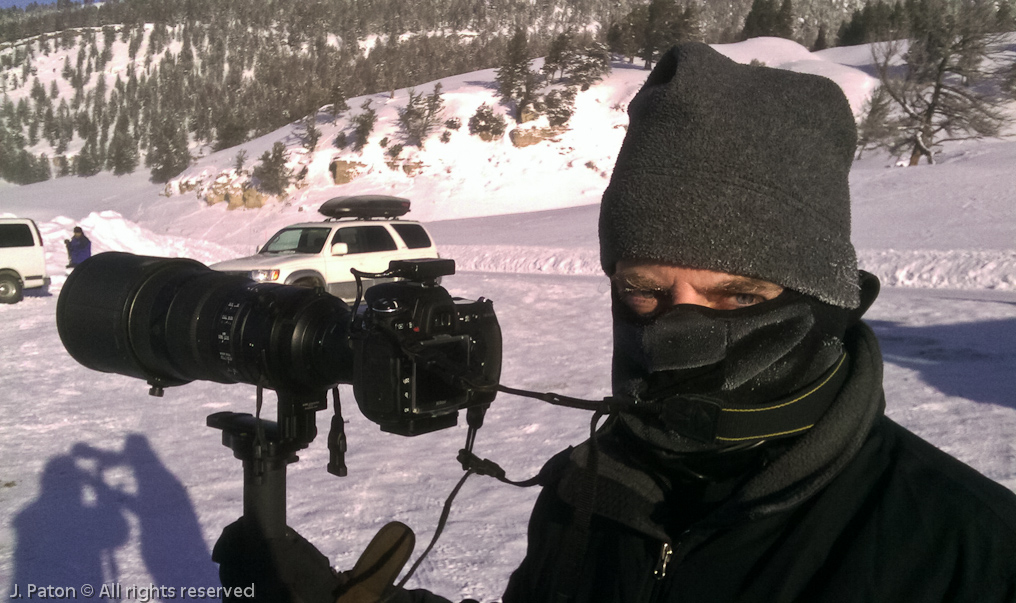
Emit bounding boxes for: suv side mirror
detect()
[331,242,349,256]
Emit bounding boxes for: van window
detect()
[0,224,35,248]
[391,223,433,249]
[332,226,398,254]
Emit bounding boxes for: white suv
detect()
[210,196,439,300]
[0,217,51,304]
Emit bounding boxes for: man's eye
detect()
[733,293,764,306]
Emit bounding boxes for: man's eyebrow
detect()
[710,277,783,294]
[611,272,666,290]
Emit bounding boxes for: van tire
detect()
[0,273,23,304]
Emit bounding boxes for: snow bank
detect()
[35,212,244,290]
[442,245,1016,292]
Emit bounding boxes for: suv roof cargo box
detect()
[319,195,411,220]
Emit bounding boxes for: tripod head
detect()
[208,387,345,603]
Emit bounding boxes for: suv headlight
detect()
[250,269,281,282]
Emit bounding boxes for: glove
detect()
[213,517,342,603]
[336,522,416,603]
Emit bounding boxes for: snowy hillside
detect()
[0,37,1014,602]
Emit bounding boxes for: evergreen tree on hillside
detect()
[106,111,138,175]
[568,42,612,90]
[607,6,647,63]
[301,114,321,152]
[398,83,445,147]
[742,0,795,40]
[640,0,675,69]
[633,0,702,68]
[74,131,103,176]
[350,99,376,152]
[252,141,291,196]
[468,103,507,141]
[330,83,349,119]
[146,114,190,182]
[214,109,249,151]
[774,0,795,39]
[837,0,908,46]
[543,31,576,82]
[812,23,829,50]
[496,28,532,102]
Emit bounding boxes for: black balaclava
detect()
[611,289,851,455]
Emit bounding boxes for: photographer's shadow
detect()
[867,317,1016,409]
[10,434,217,596]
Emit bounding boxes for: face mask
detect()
[612,290,849,449]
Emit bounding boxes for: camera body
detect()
[354,260,502,435]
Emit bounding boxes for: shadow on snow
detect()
[9,434,218,597]
[867,316,1016,410]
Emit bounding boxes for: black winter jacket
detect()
[405,323,1016,602]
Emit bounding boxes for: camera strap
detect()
[327,387,348,477]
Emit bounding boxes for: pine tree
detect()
[106,112,139,175]
[640,0,678,69]
[75,132,103,176]
[350,99,377,152]
[742,0,780,40]
[812,24,829,51]
[543,31,576,83]
[330,83,349,119]
[608,5,649,63]
[774,0,795,39]
[495,28,532,102]
[233,149,248,173]
[638,0,699,69]
[214,110,249,151]
[398,83,444,147]
[147,114,191,182]
[543,87,577,127]
[468,103,507,141]
[302,114,321,152]
[252,141,291,196]
[567,42,611,91]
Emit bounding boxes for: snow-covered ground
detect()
[1,37,1014,601]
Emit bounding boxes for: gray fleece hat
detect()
[599,43,860,309]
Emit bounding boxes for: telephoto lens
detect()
[57,252,354,397]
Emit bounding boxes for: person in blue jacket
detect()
[64,226,91,268]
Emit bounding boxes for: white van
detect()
[0,218,51,304]
[210,196,439,301]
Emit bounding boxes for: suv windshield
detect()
[261,227,332,254]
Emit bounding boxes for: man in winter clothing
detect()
[64,226,91,268]
[220,42,1014,603]
[367,42,1016,603]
